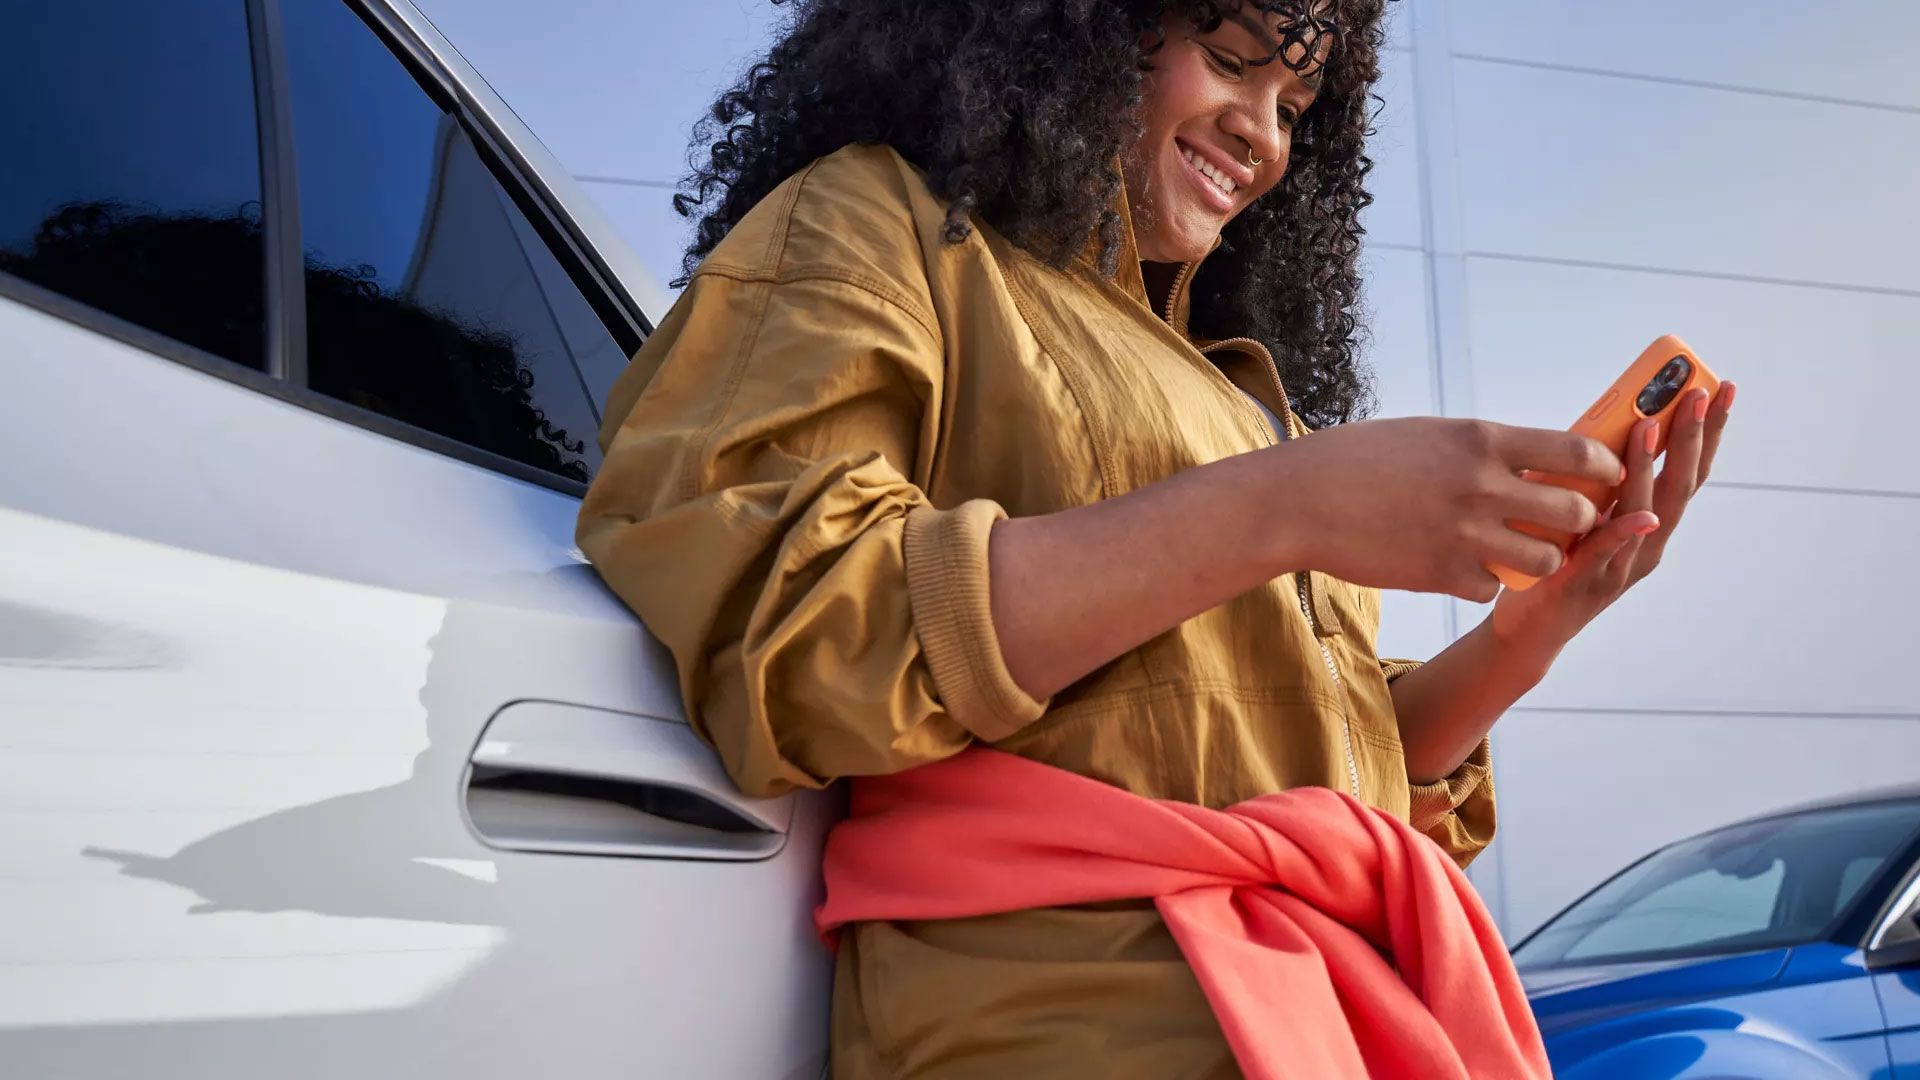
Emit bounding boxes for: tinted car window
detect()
[280,0,612,483]
[1515,800,1920,970]
[0,2,266,368]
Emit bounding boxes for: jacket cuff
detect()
[903,500,1049,742]
[1408,736,1493,833]
[1380,657,1424,684]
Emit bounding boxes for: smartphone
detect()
[1492,334,1722,592]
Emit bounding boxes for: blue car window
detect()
[279,0,615,483]
[0,1,265,369]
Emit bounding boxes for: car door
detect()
[0,2,832,1077]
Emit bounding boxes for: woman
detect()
[578,0,1735,1074]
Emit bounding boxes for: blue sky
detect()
[417,0,787,291]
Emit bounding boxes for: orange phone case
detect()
[1492,334,1721,592]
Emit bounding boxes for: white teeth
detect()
[1181,147,1237,198]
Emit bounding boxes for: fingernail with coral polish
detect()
[1642,422,1658,455]
[1634,519,1660,536]
[1692,392,1710,422]
[1723,382,1737,412]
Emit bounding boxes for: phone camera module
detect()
[1636,355,1693,414]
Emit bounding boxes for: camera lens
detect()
[1636,356,1693,415]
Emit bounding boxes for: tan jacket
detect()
[579,143,1494,1078]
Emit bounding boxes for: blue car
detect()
[1515,789,1920,1078]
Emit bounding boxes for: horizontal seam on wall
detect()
[1462,250,1920,301]
[1510,705,1920,721]
[1453,52,1920,117]
[1706,480,1920,502]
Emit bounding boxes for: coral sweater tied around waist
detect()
[815,749,1549,1080]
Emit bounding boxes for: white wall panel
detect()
[1451,59,1920,292]
[1362,247,1435,418]
[1492,708,1920,937]
[1464,256,1920,496]
[1360,237,1449,666]
[1377,589,1453,666]
[1360,46,1423,250]
[1513,486,1918,717]
[1448,0,1920,111]
[1386,10,1411,52]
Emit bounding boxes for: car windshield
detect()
[1513,799,1920,971]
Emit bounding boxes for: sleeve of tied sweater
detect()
[576,270,1048,798]
[1382,658,1497,868]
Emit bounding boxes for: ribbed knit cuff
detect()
[1380,657,1425,684]
[1408,737,1493,832]
[902,500,1049,742]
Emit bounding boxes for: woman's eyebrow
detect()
[1224,11,1279,54]
[1225,10,1328,91]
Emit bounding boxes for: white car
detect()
[0,1,833,1076]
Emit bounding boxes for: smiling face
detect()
[1124,4,1334,265]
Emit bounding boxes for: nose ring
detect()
[1246,147,1263,167]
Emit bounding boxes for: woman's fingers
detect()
[1653,389,1711,526]
[1479,525,1569,583]
[1592,510,1660,586]
[1616,416,1659,516]
[1696,381,1735,486]
[1497,425,1625,488]
[1499,480,1600,536]
[1450,566,1504,604]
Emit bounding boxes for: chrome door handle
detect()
[464,701,792,861]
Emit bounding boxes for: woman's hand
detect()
[1489,383,1737,667]
[1280,417,1625,601]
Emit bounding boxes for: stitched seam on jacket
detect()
[1000,680,1344,748]
[765,161,814,268]
[676,279,775,504]
[691,264,940,341]
[677,158,944,503]
[1351,723,1405,754]
[984,233,1119,502]
[670,166,815,503]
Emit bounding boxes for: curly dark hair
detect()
[674,0,1389,427]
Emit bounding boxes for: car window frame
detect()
[1860,837,1920,970]
[0,0,644,498]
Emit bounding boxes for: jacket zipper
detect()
[1199,336,1299,439]
[1299,574,1362,799]
[1161,260,1197,325]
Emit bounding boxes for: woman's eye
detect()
[1204,48,1244,77]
